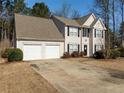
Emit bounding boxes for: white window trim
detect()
[95,29,103,38]
[95,44,103,51]
[69,44,78,53]
[69,27,78,37]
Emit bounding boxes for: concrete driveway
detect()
[30,59,124,93]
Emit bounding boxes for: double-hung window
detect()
[69,44,79,53]
[82,28,90,37]
[95,29,103,38]
[95,44,103,52]
[70,30,78,36]
[68,27,79,37]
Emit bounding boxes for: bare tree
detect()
[119,0,124,22]
[0,0,5,15]
[119,0,124,46]
[0,0,2,15]
[54,2,71,18]
[111,0,116,47]
[71,10,81,19]
[119,22,124,46]
[54,2,81,19]
[93,0,111,58]
[0,0,14,56]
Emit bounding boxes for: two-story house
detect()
[52,16,81,54]
[15,13,106,60]
[52,13,106,57]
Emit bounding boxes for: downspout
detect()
[64,26,66,53]
[80,26,83,52]
[13,13,17,48]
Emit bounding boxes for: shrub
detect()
[109,49,120,59]
[1,49,10,58]
[8,48,23,62]
[83,51,87,56]
[118,47,124,57]
[71,51,79,57]
[2,48,23,62]
[79,51,84,57]
[93,50,105,59]
[61,52,71,58]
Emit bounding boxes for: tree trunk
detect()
[104,0,110,58]
[112,0,115,48]
[0,0,2,15]
[121,0,124,46]
[121,0,124,22]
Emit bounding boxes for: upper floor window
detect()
[94,29,103,38]
[67,26,79,37]
[82,28,90,37]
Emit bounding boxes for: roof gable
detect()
[92,18,106,30]
[76,13,96,26]
[82,13,96,27]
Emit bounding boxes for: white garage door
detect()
[23,44,42,60]
[45,45,60,59]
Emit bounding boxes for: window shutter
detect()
[82,28,84,37]
[88,28,90,37]
[78,28,80,37]
[78,44,80,52]
[67,26,69,36]
[94,29,96,37]
[67,44,69,53]
[102,30,104,38]
[102,45,104,50]
[95,45,96,52]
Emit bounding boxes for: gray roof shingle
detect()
[54,16,81,27]
[15,14,64,41]
[90,18,99,27]
[76,13,93,25]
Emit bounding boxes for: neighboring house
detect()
[15,13,106,60]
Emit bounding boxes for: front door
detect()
[84,45,87,56]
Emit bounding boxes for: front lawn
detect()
[0,62,59,93]
[77,58,124,71]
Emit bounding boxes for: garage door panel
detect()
[45,45,60,59]
[23,44,42,60]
